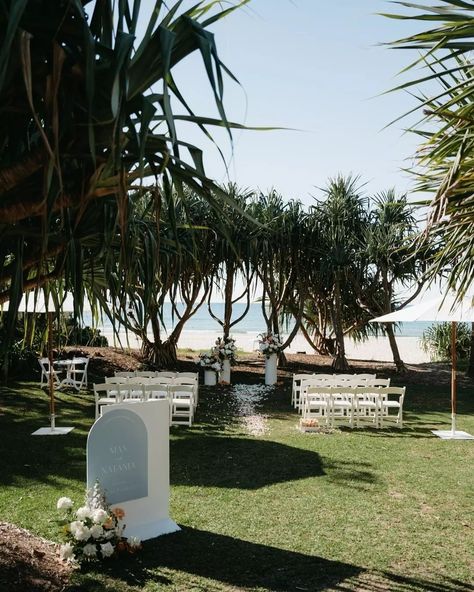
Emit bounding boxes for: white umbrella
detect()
[2,292,92,436]
[370,293,474,440]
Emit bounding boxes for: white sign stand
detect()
[88,400,180,541]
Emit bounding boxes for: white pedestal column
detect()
[204,370,217,386]
[265,353,278,385]
[220,359,231,383]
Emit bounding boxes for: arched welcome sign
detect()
[87,408,148,504]
[86,401,179,540]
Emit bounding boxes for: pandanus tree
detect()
[0,0,247,334]
[249,191,308,364]
[356,190,425,372]
[120,186,215,367]
[206,184,256,340]
[384,0,474,373]
[313,175,368,371]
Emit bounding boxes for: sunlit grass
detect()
[0,375,472,591]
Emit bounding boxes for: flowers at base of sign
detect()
[215,336,237,363]
[258,332,283,358]
[195,351,222,372]
[56,482,142,563]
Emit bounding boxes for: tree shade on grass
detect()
[0,367,473,591]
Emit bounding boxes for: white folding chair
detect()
[169,385,195,426]
[379,387,406,428]
[292,374,313,409]
[155,371,177,379]
[38,358,63,387]
[354,386,381,428]
[93,383,124,419]
[303,386,332,426]
[69,357,89,390]
[173,376,199,408]
[114,371,136,378]
[177,372,199,380]
[143,382,170,401]
[299,377,332,413]
[330,386,355,428]
[124,376,146,400]
[135,371,156,378]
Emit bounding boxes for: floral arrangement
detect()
[195,351,222,372]
[258,332,283,358]
[214,336,237,362]
[56,482,141,563]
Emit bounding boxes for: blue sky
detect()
[165,0,425,205]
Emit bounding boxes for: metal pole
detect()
[451,321,457,435]
[48,311,55,431]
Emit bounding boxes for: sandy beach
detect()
[101,328,429,365]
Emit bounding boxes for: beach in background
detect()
[91,303,432,364]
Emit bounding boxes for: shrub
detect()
[421,322,471,362]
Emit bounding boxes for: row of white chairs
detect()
[303,385,405,429]
[114,370,198,380]
[292,373,377,412]
[93,381,196,426]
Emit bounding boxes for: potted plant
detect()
[195,351,222,385]
[214,336,237,383]
[258,332,283,385]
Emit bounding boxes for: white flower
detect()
[105,530,115,540]
[100,542,114,557]
[90,524,104,539]
[69,521,91,541]
[91,508,108,524]
[59,542,75,562]
[75,506,92,521]
[82,543,97,558]
[127,536,141,549]
[56,497,73,511]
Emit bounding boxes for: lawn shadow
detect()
[171,434,325,489]
[75,527,474,592]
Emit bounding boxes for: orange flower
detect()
[103,516,114,529]
[112,507,125,520]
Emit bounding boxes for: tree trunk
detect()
[467,322,474,377]
[331,275,349,371]
[385,323,407,372]
[223,262,234,339]
[141,337,178,368]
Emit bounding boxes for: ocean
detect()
[86,302,434,338]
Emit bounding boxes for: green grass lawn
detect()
[0,373,473,591]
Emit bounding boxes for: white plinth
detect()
[204,370,217,386]
[32,426,75,436]
[220,359,231,383]
[265,353,278,385]
[432,430,474,440]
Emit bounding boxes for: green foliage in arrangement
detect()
[421,322,471,362]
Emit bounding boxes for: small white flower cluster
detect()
[56,484,141,563]
[195,351,222,372]
[258,332,283,357]
[215,336,237,362]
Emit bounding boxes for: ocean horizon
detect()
[85,302,436,339]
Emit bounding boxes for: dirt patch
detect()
[0,522,73,592]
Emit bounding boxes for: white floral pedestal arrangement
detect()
[204,370,217,386]
[264,353,278,385]
[258,332,283,386]
[196,351,222,386]
[220,359,231,383]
